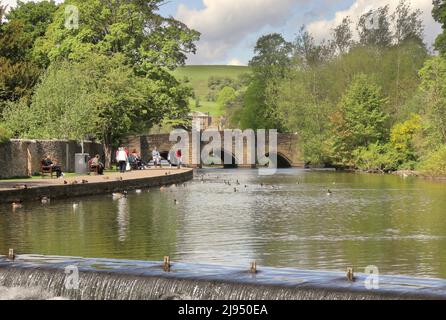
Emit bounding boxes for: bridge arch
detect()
[202,148,238,169]
[260,152,293,169]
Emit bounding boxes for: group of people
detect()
[115,145,183,173]
[39,144,183,179]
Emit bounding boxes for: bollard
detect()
[347,268,355,282]
[250,261,257,274]
[163,256,171,272]
[8,249,15,260]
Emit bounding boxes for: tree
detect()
[0,1,7,25]
[0,1,58,113]
[249,33,292,78]
[6,0,58,47]
[3,53,192,167]
[236,33,293,131]
[419,57,446,145]
[0,21,41,111]
[34,0,200,71]
[357,6,392,47]
[392,0,424,45]
[331,17,354,55]
[275,69,332,165]
[216,86,237,112]
[2,58,97,141]
[293,26,333,68]
[433,0,446,54]
[331,74,389,165]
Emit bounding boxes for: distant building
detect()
[191,111,212,131]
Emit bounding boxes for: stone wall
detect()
[0,170,193,203]
[0,139,103,179]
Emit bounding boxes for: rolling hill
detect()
[172,65,251,117]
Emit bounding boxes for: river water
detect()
[1,169,446,279]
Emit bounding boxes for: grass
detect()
[173,65,250,117]
[0,172,79,182]
[0,169,121,183]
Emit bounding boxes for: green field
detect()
[173,65,250,117]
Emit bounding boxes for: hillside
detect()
[173,65,250,117]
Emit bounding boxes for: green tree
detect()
[293,26,333,68]
[0,123,10,143]
[392,0,424,45]
[419,145,446,176]
[331,17,354,55]
[331,74,389,165]
[6,0,58,47]
[34,0,200,71]
[419,57,446,145]
[433,0,446,54]
[237,33,293,131]
[276,70,332,165]
[357,6,392,47]
[216,86,237,112]
[3,53,192,167]
[0,1,58,112]
[250,33,292,78]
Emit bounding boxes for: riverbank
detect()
[0,169,193,204]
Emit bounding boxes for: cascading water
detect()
[1,255,446,300]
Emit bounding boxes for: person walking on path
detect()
[175,149,183,169]
[116,145,128,173]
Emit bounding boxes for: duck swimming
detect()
[12,202,22,210]
[112,191,128,199]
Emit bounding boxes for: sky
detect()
[2,0,443,65]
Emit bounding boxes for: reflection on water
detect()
[117,198,129,242]
[1,169,446,279]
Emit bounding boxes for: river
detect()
[1,169,445,279]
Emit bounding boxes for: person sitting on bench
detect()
[90,154,104,175]
[41,156,63,178]
[129,149,143,170]
[152,147,161,168]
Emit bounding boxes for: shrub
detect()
[0,124,11,144]
[418,145,446,176]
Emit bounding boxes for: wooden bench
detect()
[88,160,100,175]
[40,164,56,179]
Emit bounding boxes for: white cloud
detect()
[176,0,296,64]
[307,0,441,50]
[227,58,245,66]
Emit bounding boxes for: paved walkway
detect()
[0,168,192,191]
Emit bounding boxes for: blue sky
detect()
[4,0,442,65]
[159,0,441,65]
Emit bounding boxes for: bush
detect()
[418,145,446,176]
[0,124,11,144]
[353,143,403,172]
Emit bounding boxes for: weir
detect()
[1,255,446,300]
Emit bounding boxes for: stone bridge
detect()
[124,131,304,168]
